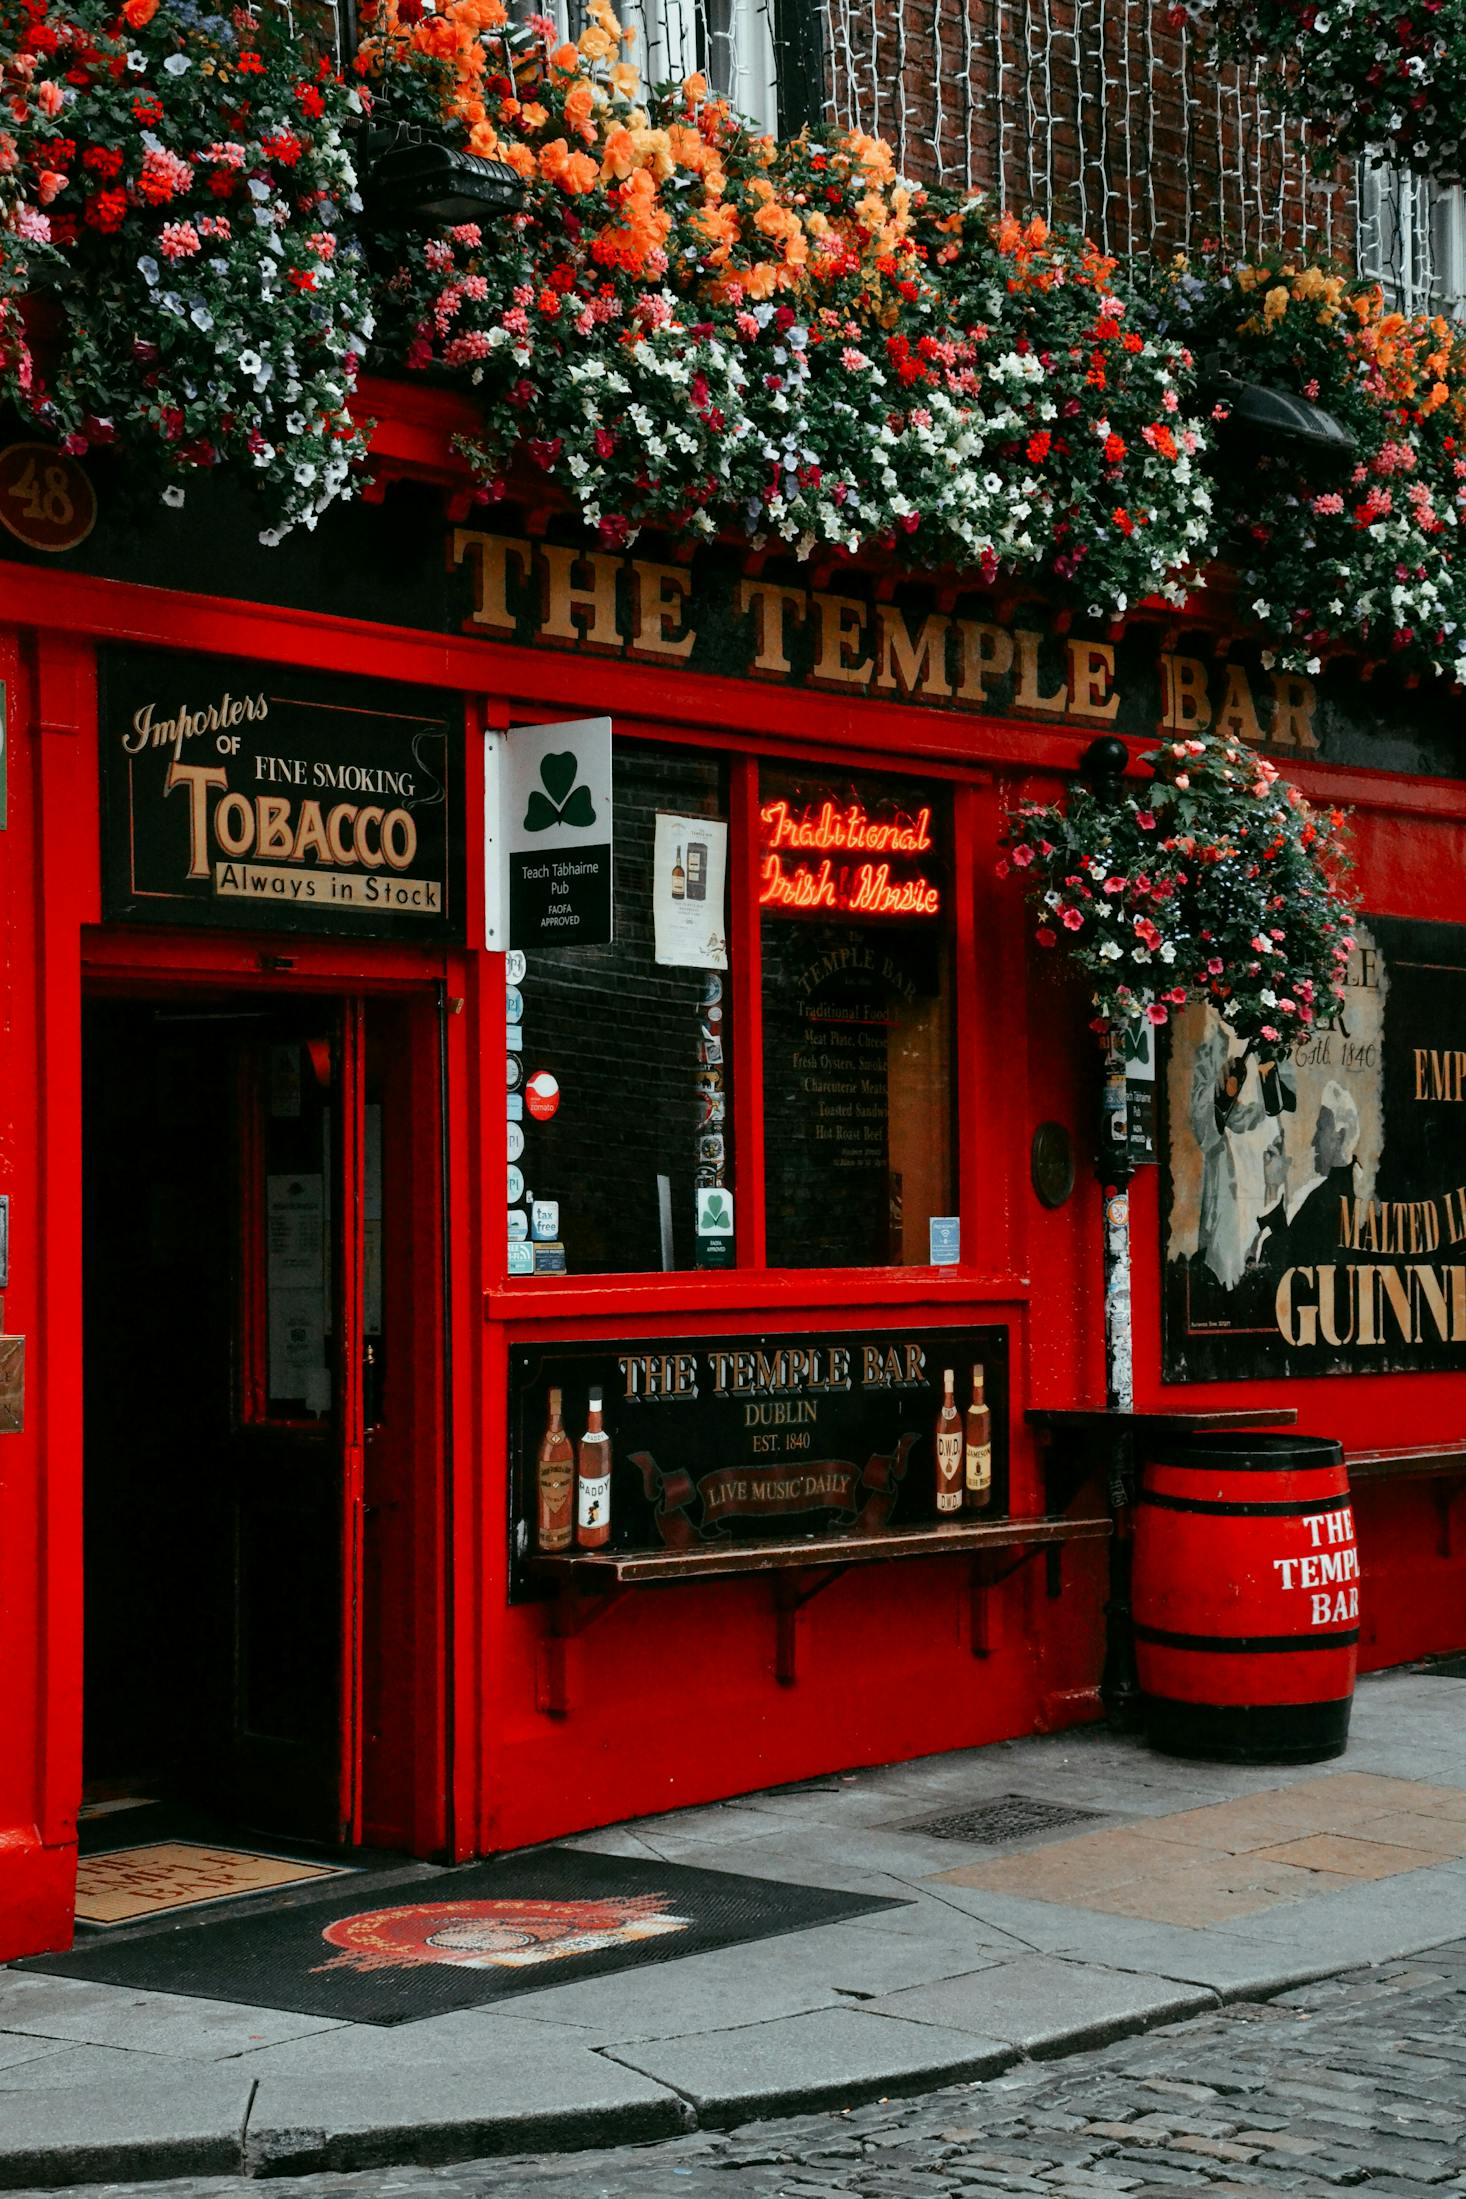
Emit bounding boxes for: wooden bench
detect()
[1347,1441,1466,1559]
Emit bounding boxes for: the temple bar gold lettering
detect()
[453,527,1320,752]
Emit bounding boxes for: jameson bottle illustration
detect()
[670,843,686,900]
[965,1365,993,1509]
[535,1385,574,1552]
[935,1367,963,1514]
[576,1386,612,1549]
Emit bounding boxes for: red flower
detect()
[82,145,124,178]
[287,268,317,290]
[1103,432,1126,464]
[84,187,128,231]
[1026,430,1052,462]
[262,130,302,167]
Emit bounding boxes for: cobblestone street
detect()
[20,1938,1466,2199]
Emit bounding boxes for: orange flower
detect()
[121,0,159,26]
[563,81,595,140]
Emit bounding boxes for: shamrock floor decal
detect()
[523,750,597,832]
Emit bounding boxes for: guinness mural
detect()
[1163,918,1466,1379]
[98,647,464,942]
[508,1324,1009,1596]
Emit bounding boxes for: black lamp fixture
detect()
[1200,365,1357,471]
[362,129,527,231]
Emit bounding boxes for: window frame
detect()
[498,726,991,1296]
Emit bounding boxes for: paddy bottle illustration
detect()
[670,844,686,900]
[535,1386,574,1552]
[935,1368,963,1514]
[576,1387,612,1549]
[965,1365,993,1510]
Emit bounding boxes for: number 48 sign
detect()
[0,443,97,555]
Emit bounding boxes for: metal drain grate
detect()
[908,1794,1106,1845]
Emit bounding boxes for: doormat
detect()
[25,1848,907,2024]
[73,1843,347,1926]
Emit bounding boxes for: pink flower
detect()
[1135,810,1156,830]
[1146,1003,1169,1025]
[1166,987,1187,1005]
[159,222,201,260]
[1103,877,1126,895]
[36,78,65,116]
[1010,844,1034,868]
[995,858,1010,878]
[1173,773,1189,789]
[1206,957,1223,975]
[1060,907,1084,931]
[1260,1024,1280,1041]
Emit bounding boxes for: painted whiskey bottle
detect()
[965,1366,993,1510]
[935,1367,963,1514]
[535,1385,574,1552]
[576,1386,612,1548]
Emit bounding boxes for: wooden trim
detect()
[530,1511,1110,1585]
[1347,1442,1466,1483]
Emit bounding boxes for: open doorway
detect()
[81,989,444,1864]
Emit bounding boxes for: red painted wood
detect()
[1133,1440,1358,1715]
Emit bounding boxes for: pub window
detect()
[517,740,731,1275]
[759,764,955,1269]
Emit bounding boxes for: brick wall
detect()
[807,0,1357,265]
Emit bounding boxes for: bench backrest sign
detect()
[485,715,613,951]
[508,1322,1009,1597]
[98,647,464,942]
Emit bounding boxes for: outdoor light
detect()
[362,134,526,231]
[1202,370,1356,469]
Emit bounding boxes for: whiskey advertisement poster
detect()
[508,1323,1008,1596]
[1162,918,1466,1380]
[99,647,463,942]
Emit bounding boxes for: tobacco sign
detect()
[98,647,463,942]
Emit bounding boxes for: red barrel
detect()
[1132,1434,1357,1763]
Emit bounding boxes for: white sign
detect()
[485,717,612,950]
[653,813,728,970]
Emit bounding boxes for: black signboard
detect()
[1162,916,1466,1379]
[508,1323,1008,1598]
[98,647,464,942]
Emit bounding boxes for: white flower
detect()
[161,486,186,508]
[237,350,263,378]
[162,52,191,74]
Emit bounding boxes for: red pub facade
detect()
[1,378,1464,1964]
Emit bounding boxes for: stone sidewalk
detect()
[3,1666,1466,2189]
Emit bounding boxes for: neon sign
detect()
[758,798,941,918]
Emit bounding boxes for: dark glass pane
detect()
[517,741,730,1276]
[761,763,954,1268]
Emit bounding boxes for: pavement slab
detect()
[243,2053,690,2173]
[604,2005,1017,2121]
[862,1955,1217,2055]
[0,2070,253,2191]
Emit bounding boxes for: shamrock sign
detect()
[522,751,597,833]
[701,1191,732,1231]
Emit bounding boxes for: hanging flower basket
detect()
[0,0,374,537]
[998,731,1359,1059]
[1179,0,1466,181]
